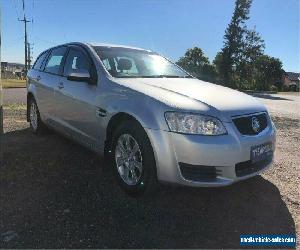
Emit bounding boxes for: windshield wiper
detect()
[115,75,140,78]
[115,75,193,78]
[140,75,186,78]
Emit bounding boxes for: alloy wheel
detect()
[115,134,143,185]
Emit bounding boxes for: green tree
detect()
[213,52,225,84]
[177,47,217,82]
[243,28,265,63]
[237,28,265,89]
[254,55,283,90]
[217,0,252,86]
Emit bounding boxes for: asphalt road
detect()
[3,88,27,105]
[1,90,299,248]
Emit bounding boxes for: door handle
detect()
[36,75,41,81]
[58,82,64,89]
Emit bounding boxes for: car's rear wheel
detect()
[29,98,47,134]
[111,120,158,196]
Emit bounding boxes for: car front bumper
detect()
[145,120,276,187]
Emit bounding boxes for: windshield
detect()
[93,46,192,78]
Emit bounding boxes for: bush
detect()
[269,85,278,92]
[289,85,299,92]
[282,85,290,91]
[274,81,283,91]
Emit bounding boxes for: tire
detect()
[28,98,47,134]
[111,120,158,196]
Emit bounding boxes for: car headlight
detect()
[165,112,227,135]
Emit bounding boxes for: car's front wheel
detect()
[111,120,158,196]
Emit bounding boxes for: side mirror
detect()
[67,70,91,83]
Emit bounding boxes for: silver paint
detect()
[27,42,276,187]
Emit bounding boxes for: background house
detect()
[1,62,25,79]
[282,72,300,91]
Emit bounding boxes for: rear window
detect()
[33,51,49,70]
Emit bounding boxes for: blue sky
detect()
[2,0,300,72]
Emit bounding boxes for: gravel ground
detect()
[253,92,300,120]
[0,104,299,248]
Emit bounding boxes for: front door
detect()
[55,46,99,150]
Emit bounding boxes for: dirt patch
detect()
[0,106,298,248]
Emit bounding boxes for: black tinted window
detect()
[33,51,48,70]
[44,46,67,75]
[64,48,90,76]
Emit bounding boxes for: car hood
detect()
[113,78,267,121]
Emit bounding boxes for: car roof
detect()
[40,42,152,55]
[86,42,150,52]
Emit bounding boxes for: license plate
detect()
[251,143,273,163]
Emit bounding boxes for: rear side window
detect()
[33,51,48,70]
[44,46,67,75]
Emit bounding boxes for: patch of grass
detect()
[4,104,27,110]
[1,79,26,88]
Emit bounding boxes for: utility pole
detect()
[19,16,30,75]
[27,42,31,69]
[18,0,31,75]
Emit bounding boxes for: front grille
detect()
[232,113,268,135]
[179,163,220,182]
[235,155,273,177]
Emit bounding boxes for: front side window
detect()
[101,58,111,70]
[44,46,67,75]
[63,48,90,76]
[93,46,191,78]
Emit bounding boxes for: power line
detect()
[12,0,21,19]
[2,36,24,49]
[22,0,25,13]
[34,36,56,46]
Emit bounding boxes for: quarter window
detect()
[44,46,67,75]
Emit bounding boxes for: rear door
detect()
[55,45,99,149]
[27,50,49,117]
[38,46,68,124]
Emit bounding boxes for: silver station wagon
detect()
[27,42,276,195]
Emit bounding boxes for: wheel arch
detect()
[105,112,142,155]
